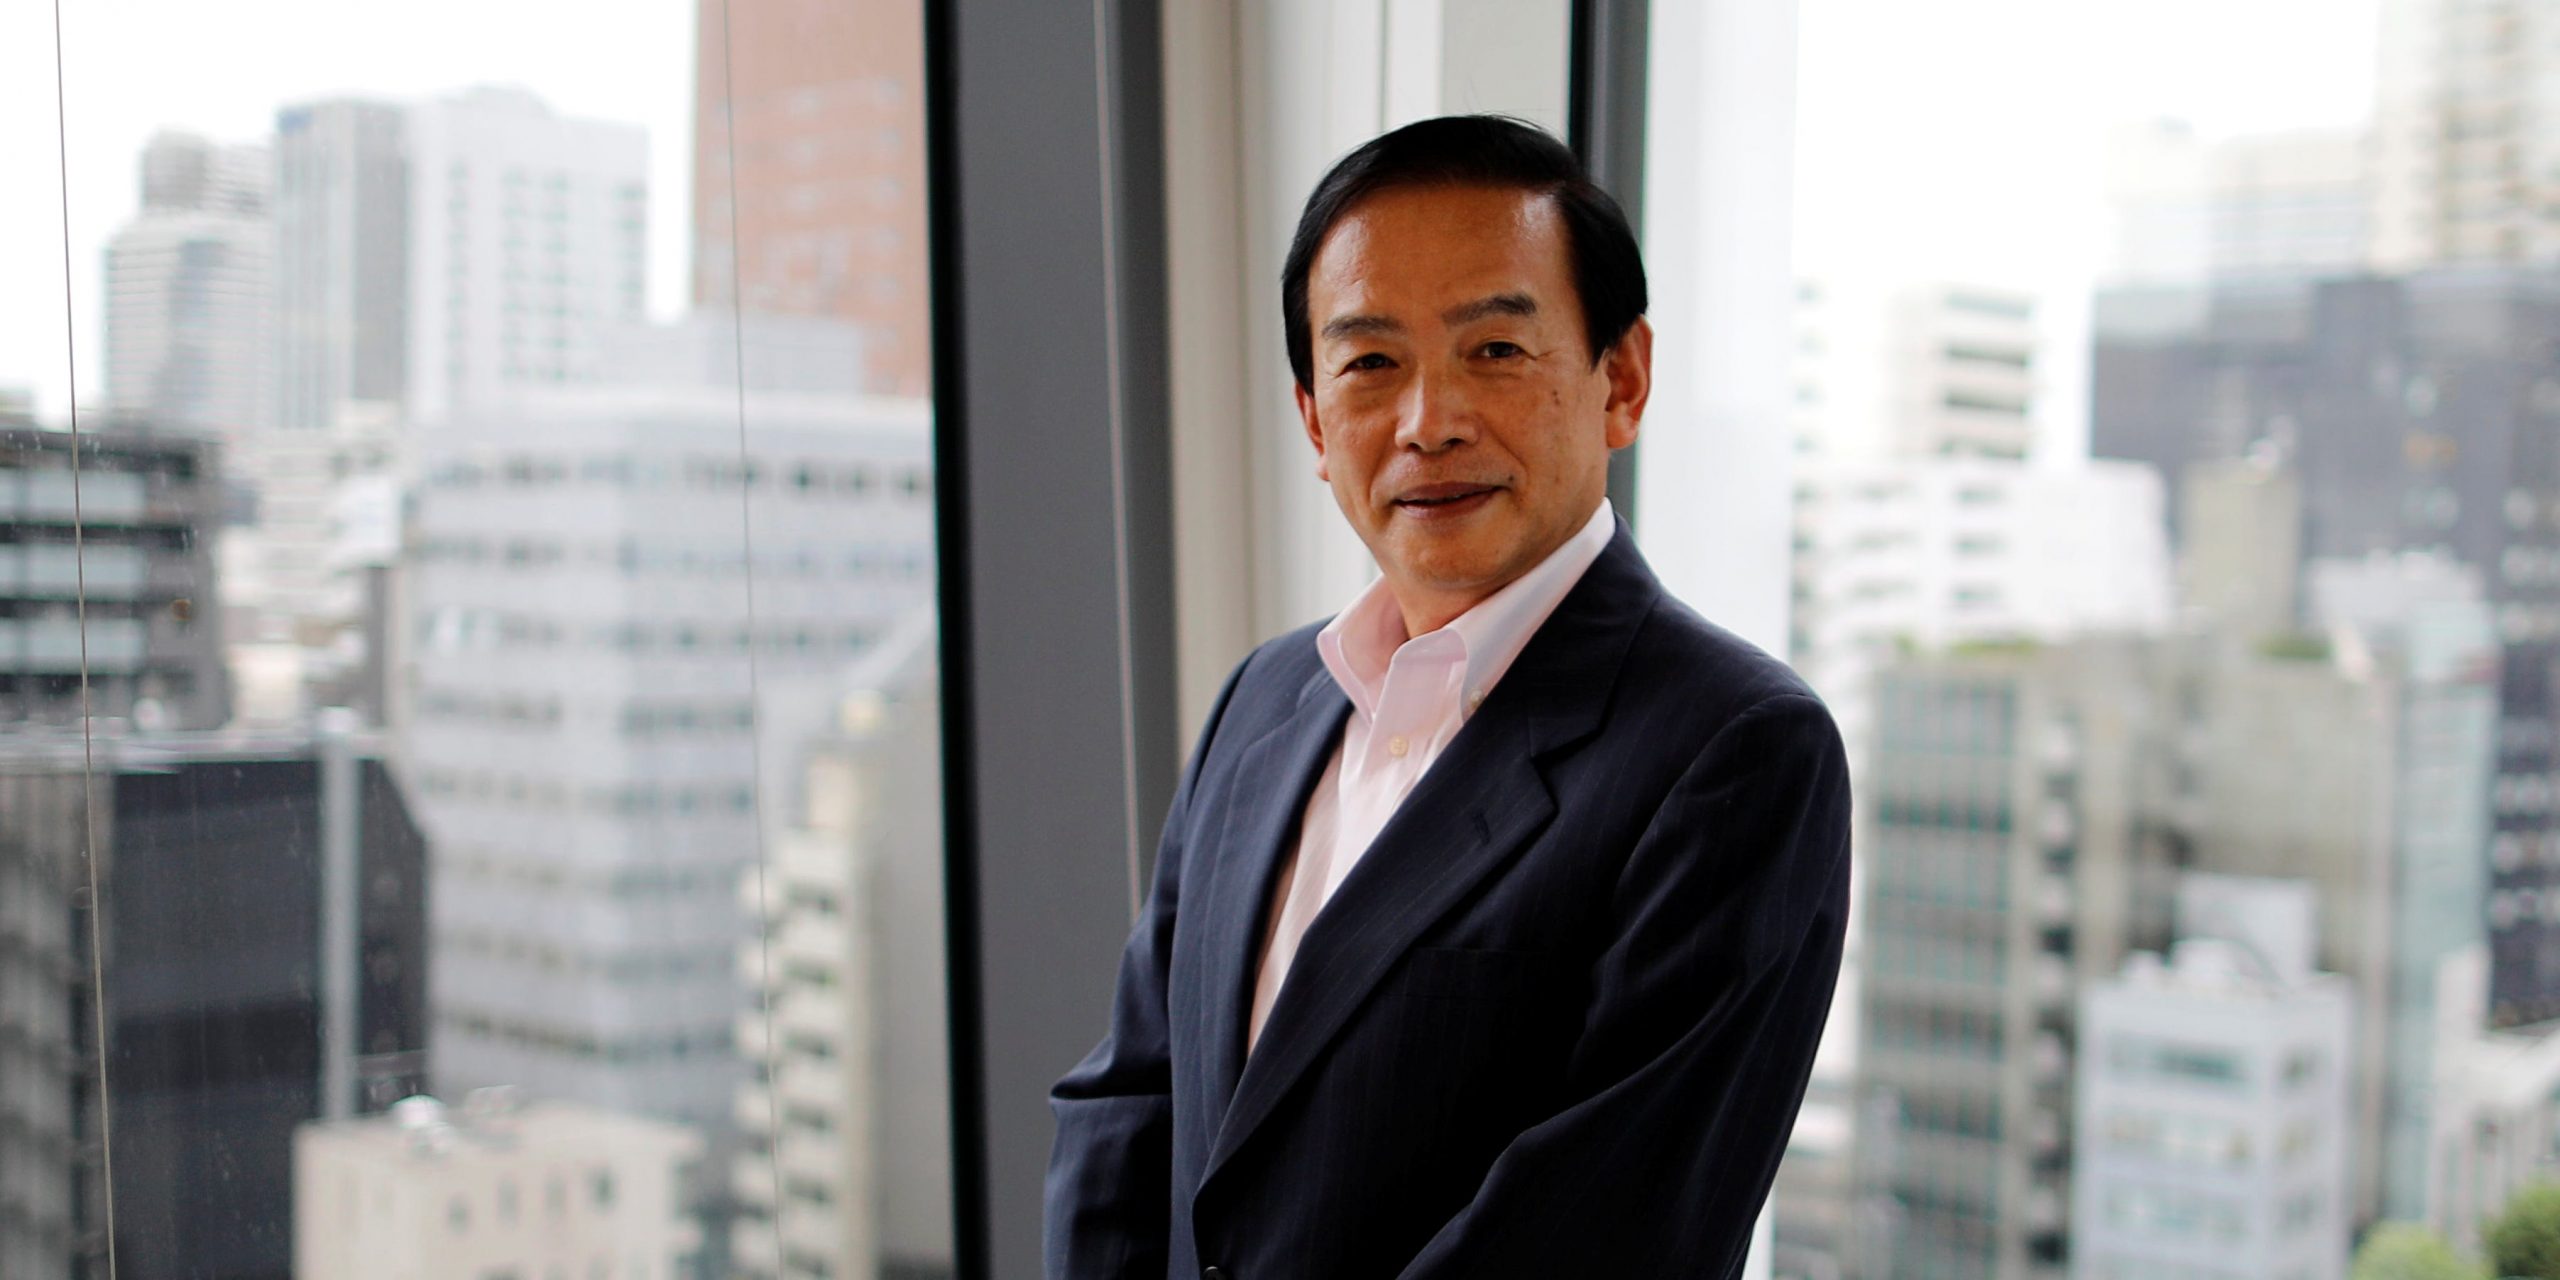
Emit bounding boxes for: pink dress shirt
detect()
[1246,500,1618,1052]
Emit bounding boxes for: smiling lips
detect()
[1392,482,1503,517]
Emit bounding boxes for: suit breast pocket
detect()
[1386,947,1578,1156]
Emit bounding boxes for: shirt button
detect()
[1387,735,1409,758]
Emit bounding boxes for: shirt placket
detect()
[1330,635,1461,899]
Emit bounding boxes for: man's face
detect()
[1297,183,1650,633]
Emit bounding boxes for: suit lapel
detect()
[1191,669,1351,1122]
[1200,523,1663,1188]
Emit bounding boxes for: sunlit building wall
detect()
[102,132,272,442]
[295,1093,702,1280]
[2069,927,2353,1280]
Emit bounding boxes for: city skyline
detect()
[2,0,2381,426]
[8,3,2543,1279]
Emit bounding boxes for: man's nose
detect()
[1395,367,1477,453]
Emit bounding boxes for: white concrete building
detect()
[294,1092,701,1280]
[2427,946,2560,1255]
[2368,0,2560,269]
[2071,918,2354,1280]
[102,131,272,440]
[1886,283,2038,461]
[405,382,933,1136]
[1793,281,2043,465]
[732,611,952,1280]
[405,86,650,426]
[1789,457,2173,765]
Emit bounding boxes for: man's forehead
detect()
[1309,186,1570,320]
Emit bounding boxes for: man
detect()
[1046,115,1849,1280]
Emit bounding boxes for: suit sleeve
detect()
[1044,658,1248,1280]
[1398,692,1852,1280]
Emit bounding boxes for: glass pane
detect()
[1763,2,2484,1279]
[9,1,953,1277]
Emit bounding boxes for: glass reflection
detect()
[7,1,951,1277]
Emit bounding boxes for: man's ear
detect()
[1603,316,1653,451]
[1297,381,1330,482]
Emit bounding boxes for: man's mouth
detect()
[1392,484,1500,516]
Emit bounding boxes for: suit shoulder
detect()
[1630,592,1829,729]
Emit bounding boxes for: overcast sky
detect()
[1792,0,2381,459]
[1,0,2381,423]
[1,0,695,421]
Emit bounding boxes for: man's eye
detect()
[1479,341,1524,359]
[1342,353,1393,373]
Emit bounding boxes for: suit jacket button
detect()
[1203,1269,1229,1280]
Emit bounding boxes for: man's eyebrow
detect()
[1320,313,1403,342]
[1319,294,1539,343]
[1444,293,1538,326]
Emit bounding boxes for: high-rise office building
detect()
[403,86,650,426]
[272,99,411,435]
[1852,640,2165,1280]
[1780,276,2074,1278]
[405,376,931,1276]
[294,1092,703,1280]
[102,132,272,441]
[1,423,227,729]
[2094,267,2560,1028]
[2367,0,2560,270]
[405,375,932,1132]
[253,89,649,719]
[0,727,428,1280]
[2069,917,2353,1280]
[2310,550,2501,1220]
[693,0,931,395]
[732,611,951,1280]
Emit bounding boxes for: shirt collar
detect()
[1317,499,1617,720]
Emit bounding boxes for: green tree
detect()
[2352,1223,2481,1280]
[2490,1183,2560,1279]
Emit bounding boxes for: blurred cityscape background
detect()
[8,0,2560,1278]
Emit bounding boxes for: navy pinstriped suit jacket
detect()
[1045,524,1851,1280]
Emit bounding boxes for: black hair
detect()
[1281,114,1647,392]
